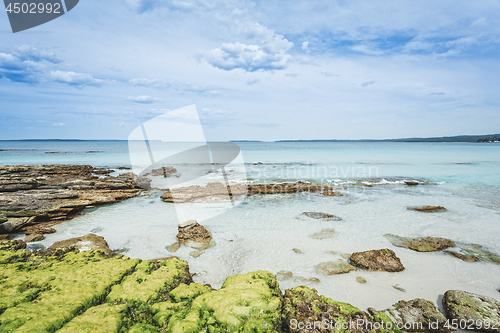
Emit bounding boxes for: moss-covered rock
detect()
[57,303,129,333]
[443,290,500,332]
[283,286,399,332]
[152,271,283,332]
[0,249,139,332]
[382,298,450,332]
[107,259,192,305]
[128,323,160,332]
[384,234,455,252]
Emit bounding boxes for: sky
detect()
[1,0,500,141]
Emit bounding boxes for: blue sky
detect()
[1,0,500,140]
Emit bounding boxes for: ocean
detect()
[1,140,499,312]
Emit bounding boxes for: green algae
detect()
[128,323,160,332]
[283,286,398,333]
[0,249,139,332]
[56,303,129,333]
[107,259,191,306]
[152,271,283,332]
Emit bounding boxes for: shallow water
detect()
[3,140,500,312]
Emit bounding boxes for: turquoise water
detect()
[2,140,500,310]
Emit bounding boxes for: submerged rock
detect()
[443,290,500,332]
[382,298,450,333]
[276,270,293,281]
[292,248,303,254]
[409,205,447,213]
[293,276,321,284]
[309,228,337,239]
[350,249,405,272]
[384,234,455,252]
[448,243,500,265]
[315,260,356,275]
[298,212,342,221]
[48,233,114,257]
[320,190,343,196]
[356,276,367,284]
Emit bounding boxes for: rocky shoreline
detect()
[0,165,150,241]
[0,238,499,332]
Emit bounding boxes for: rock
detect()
[165,242,181,253]
[449,243,500,265]
[0,239,26,250]
[321,190,343,196]
[443,290,500,332]
[356,276,367,284]
[25,234,44,243]
[283,286,395,332]
[405,181,419,185]
[382,298,450,333]
[144,166,178,178]
[151,271,283,331]
[0,165,148,233]
[292,248,302,254]
[350,249,405,272]
[167,220,215,252]
[0,216,36,234]
[409,205,447,213]
[315,260,357,275]
[444,250,479,262]
[161,181,344,203]
[189,250,204,258]
[25,226,56,235]
[48,233,114,257]
[384,234,455,252]
[298,212,342,221]
[0,178,38,192]
[392,285,405,292]
[324,250,337,255]
[26,243,46,251]
[293,276,321,284]
[276,270,293,281]
[309,228,337,239]
[0,234,13,241]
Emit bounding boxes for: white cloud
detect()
[49,70,104,87]
[129,78,170,89]
[205,35,293,72]
[126,95,161,103]
[53,123,65,126]
[301,41,310,52]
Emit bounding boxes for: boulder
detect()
[315,260,356,275]
[443,290,500,332]
[409,206,446,213]
[350,249,405,272]
[382,298,450,333]
[356,276,367,284]
[166,220,215,252]
[48,233,114,257]
[384,234,455,252]
[298,212,342,221]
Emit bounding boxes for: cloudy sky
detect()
[1,0,500,141]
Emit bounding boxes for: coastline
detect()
[1,162,500,331]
